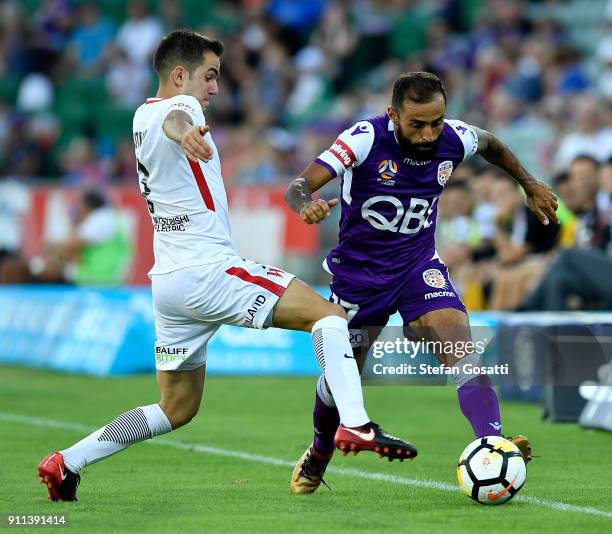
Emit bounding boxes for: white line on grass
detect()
[1,411,611,520]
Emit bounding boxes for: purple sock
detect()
[313,391,340,455]
[457,374,502,438]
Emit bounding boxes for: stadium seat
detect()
[53,78,108,146]
[0,74,19,105]
[94,103,135,142]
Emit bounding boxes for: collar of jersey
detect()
[387,115,436,160]
[388,116,403,147]
[146,97,165,104]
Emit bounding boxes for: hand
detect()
[524,180,559,225]
[181,125,213,163]
[299,198,339,224]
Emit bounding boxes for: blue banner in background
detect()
[0,286,154,375]
[0,285,318,376]
[1,286,610,381]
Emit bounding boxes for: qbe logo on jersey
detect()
[423,268,447,289]
[437,160,453,186]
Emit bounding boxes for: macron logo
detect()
[350,124,369,136]
[329,139,357,169]
[424,291,455,300]
[489,421,502,431]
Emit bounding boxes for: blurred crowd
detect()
[436,155,612,310]
[0,0,611,184]
[1,0,612,310]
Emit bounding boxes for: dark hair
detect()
[153,29,224,79]
[82,189,106,210]
[553,170,569,187]
[391,72,447,111]
[570,153,600,169]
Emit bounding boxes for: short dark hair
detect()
[391,72,447,111]
[570,153,599,169]
[153,29,224,80]
[553,170,569,187]
[82,189,106,210]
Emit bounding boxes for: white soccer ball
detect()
[457,436,527,505]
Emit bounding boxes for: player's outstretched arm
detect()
[285,162,338,225]
[162,110,213,163]
[473,126,559,225]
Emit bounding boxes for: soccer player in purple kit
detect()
[285,72,559,494]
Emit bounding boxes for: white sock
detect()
[61,404,172,473]
[311,315,369,427]
[316,374,336,407]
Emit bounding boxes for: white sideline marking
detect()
[1,412,611,519]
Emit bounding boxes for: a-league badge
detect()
[437,160,453,186]
[423,268,446,288]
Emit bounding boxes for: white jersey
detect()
[133,95,237,275]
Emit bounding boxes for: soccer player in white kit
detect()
[37,30,417,501]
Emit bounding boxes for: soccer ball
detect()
[457,436,526,505]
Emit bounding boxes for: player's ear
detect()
[171,65,187,88]
[387,105,399,126]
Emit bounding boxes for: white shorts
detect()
[151,256,295,371]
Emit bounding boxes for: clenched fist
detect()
[299,198,339,224]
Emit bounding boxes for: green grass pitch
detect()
[1,365,611,532]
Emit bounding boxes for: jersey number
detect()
[361,195,438,234]
[137,160,154,214]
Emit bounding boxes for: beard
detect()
[396,128,441,160]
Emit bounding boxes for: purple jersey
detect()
[316,114,478,288]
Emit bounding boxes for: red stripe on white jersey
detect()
[329,138,357,168]
[225,267,287,297]
[187,158,215,211]
[145,98,164,104]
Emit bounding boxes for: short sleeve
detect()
[315,121,375,177]
[77,209,117,243]
[162,95,205,126]
[446,119,479,161]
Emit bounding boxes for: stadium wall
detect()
[0,285,318,376]
[2,286,612,378]
[20,186,319,285]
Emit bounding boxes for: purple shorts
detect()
[328,257,466,344]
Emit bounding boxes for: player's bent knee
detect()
[272,279,347,331]
[319,302,346,320]
[305,303,346,332]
